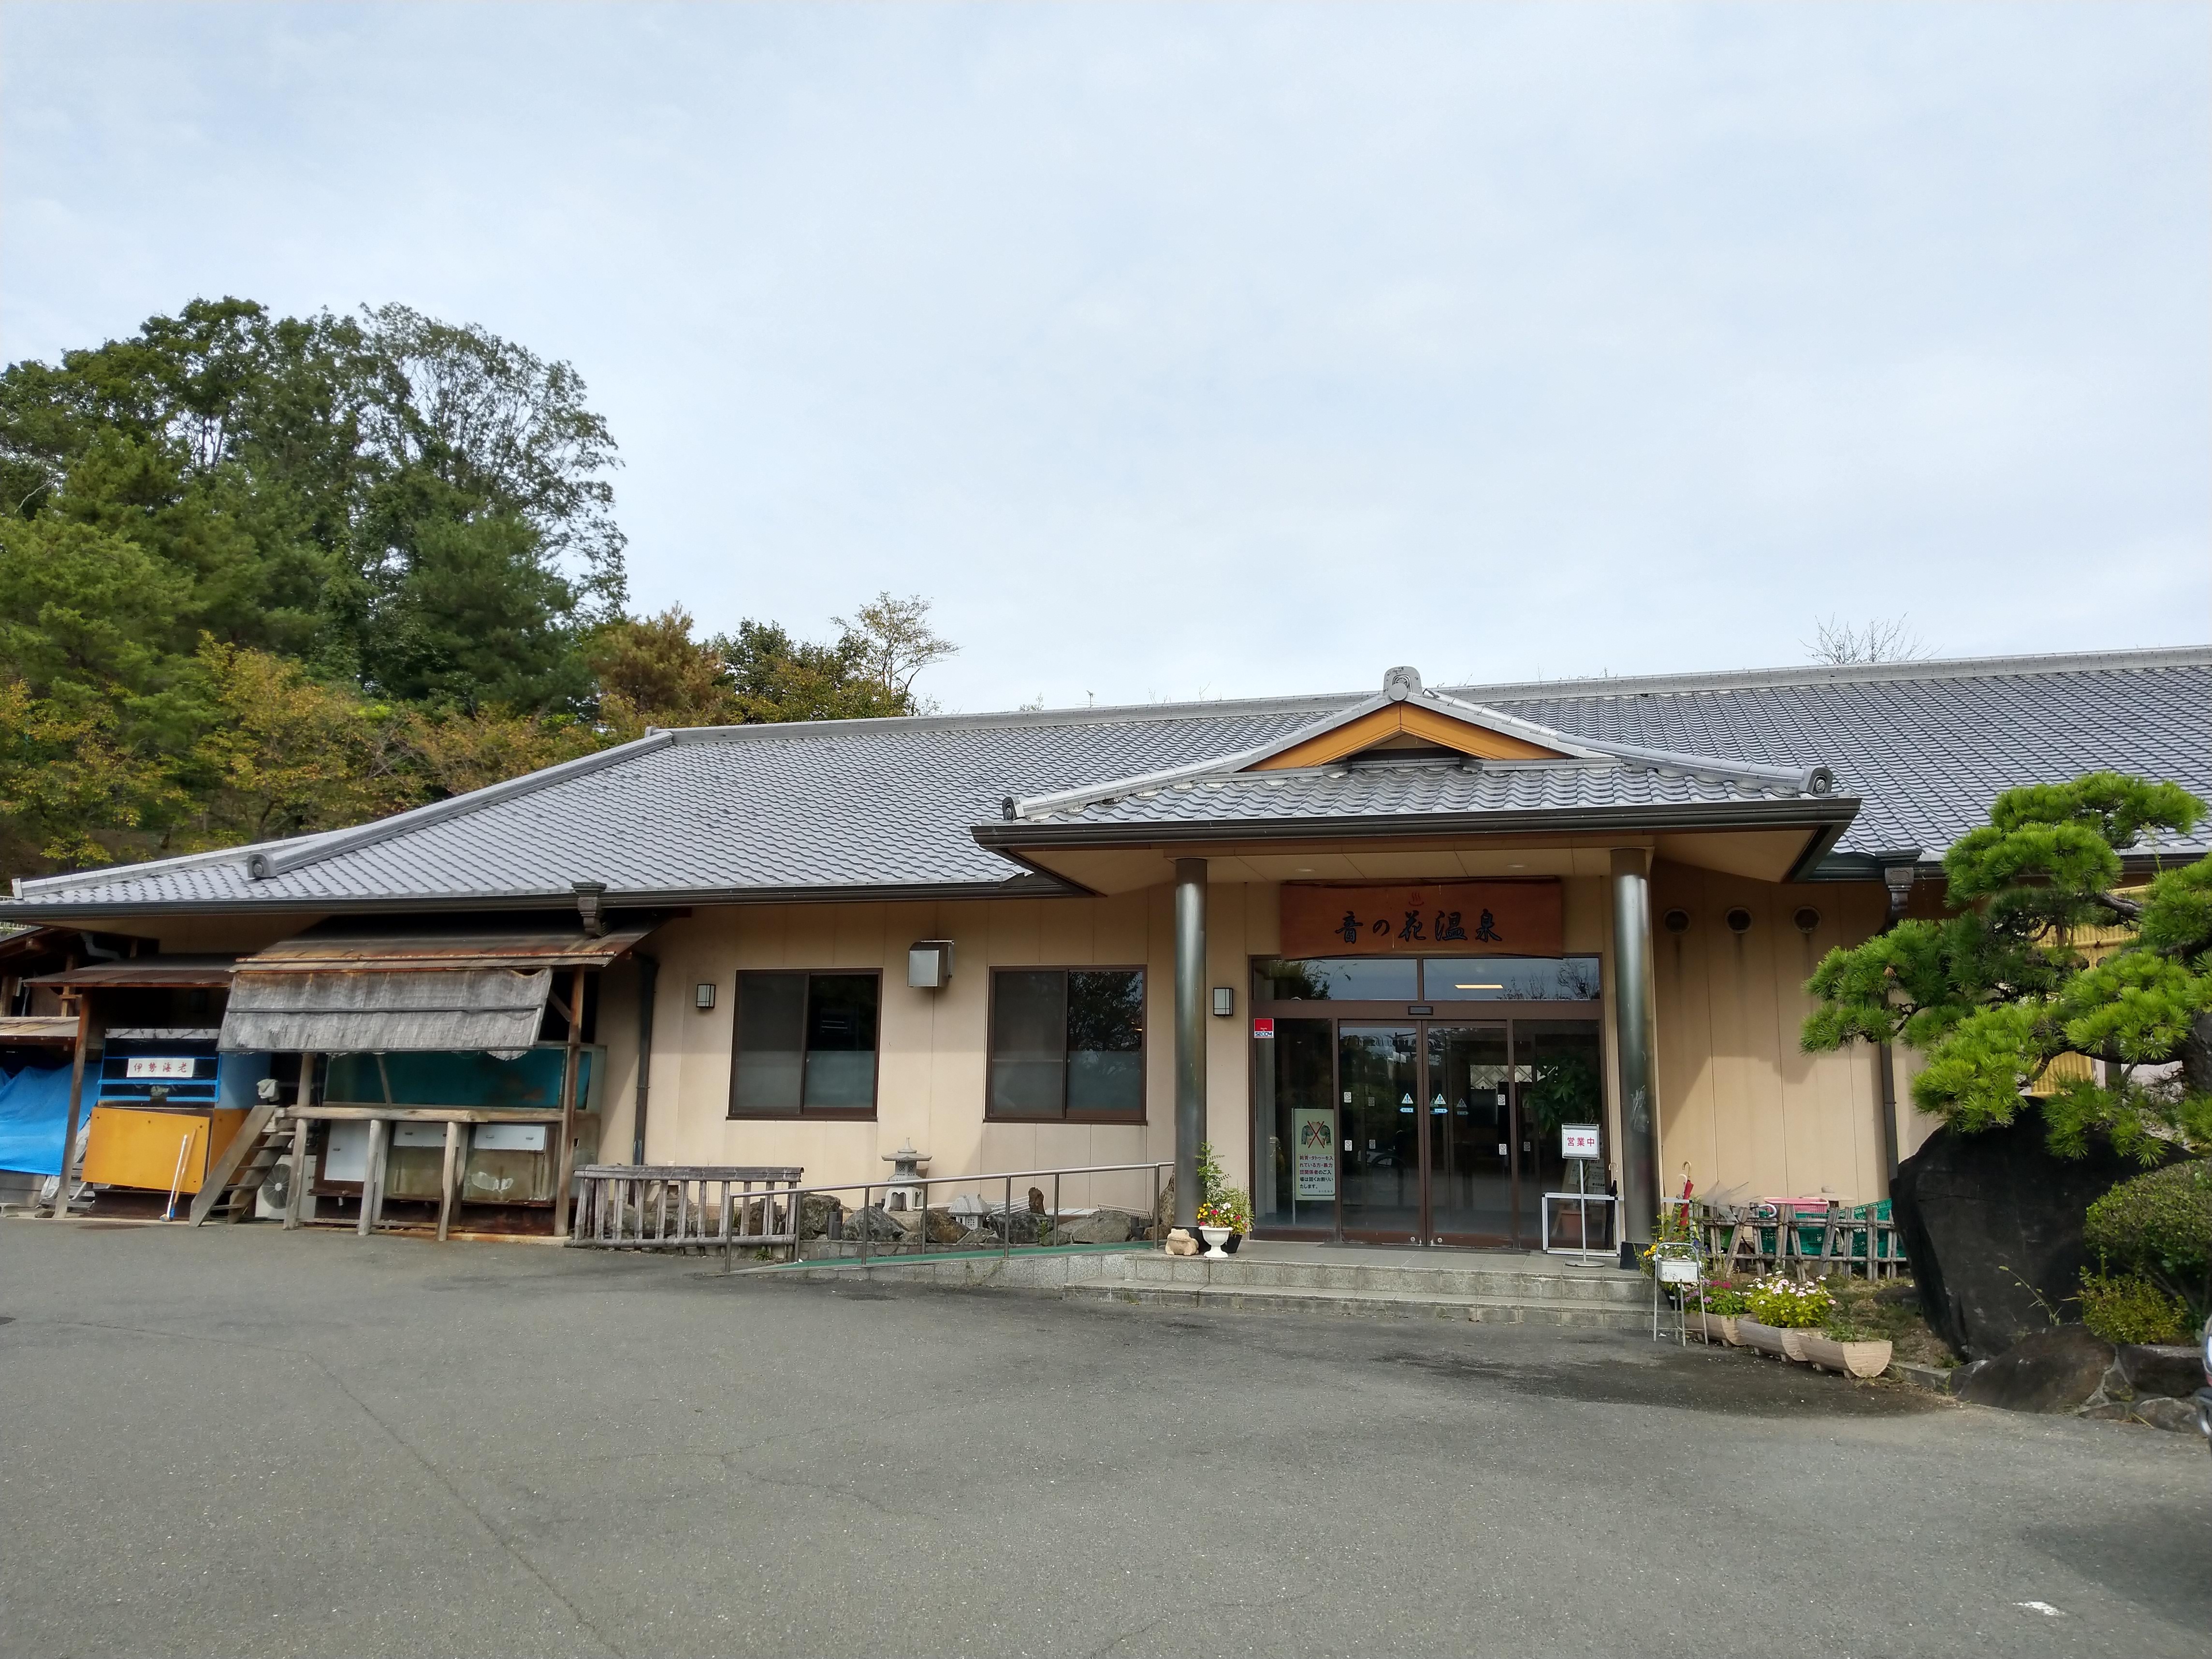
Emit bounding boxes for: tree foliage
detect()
[1802,772,2212,1163]
[0,298,958,883]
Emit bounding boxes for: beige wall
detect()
[1648,864,1894,1206]
[601,886,1283,1214]
[604,871,1698,1209]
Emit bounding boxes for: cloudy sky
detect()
[5,3,2207,712]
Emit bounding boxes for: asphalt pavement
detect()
[1,1220,2206,1657]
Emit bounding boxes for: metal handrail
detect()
[571,1158,1172,1272]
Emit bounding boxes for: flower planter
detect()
[1695,1310,1742,1346]
[1197,1225,1233,1259]
[1798,1333,1893,1379]
[1739,1318,1812,1362]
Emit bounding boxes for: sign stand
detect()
[1561,1123,1601,1263]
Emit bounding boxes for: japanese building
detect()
[6,646,2207,1250]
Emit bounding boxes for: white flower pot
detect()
[1197,1225,1232,1259]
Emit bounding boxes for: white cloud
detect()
[3,2,2204,710]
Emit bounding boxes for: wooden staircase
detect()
[187,1102,290,1225]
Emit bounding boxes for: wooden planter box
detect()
[1693,1310,1743,1345]
[1739,1318,1812,1362]
[1798,1333,1893,1378]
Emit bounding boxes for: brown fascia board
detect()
[975,796,1860,852]
[0,876,1082,925]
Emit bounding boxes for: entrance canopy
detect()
[218,922,651,1054]
[975,667,1857,892]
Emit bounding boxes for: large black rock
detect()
[1955,1325,2115,1413]
[1891,1118,2169,1360]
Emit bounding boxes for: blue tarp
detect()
[0,1064,76,1176]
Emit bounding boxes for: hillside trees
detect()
[0,298,955,881]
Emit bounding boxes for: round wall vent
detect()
[1793,906,1821,934]
[1724,907,1754,934]
[1662,909,1691,934]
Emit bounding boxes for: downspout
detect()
[630,952,657,1165]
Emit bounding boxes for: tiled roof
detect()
[6,647,2207,914]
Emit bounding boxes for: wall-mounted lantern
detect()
[1211,986,1234,1019]
[908,940,954,990]
[694,982,717,1011]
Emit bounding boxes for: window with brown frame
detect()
[987,968,1146,1121]
[728,971,879,1118]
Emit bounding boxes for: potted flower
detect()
[1693,1281,1750,1346]
[1798,1311,1894,1379]
[1194,1187,1252,1258]
[1739,1275,1835,1361]
[1190,1142,1251,1259]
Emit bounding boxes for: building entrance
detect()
[1252,956,1609,1249]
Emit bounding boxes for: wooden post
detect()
[551,965,585,1237]
[285,1053,317,1229]
[437,1119,462,1242]
[284,1114,310,1229]
[358,1118,388,1237]
[48,993,93,1219]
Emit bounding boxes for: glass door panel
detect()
[1425,1024,1513,1245]
[1338,1025,1421,1240]
[1515,1019,1608,1250]
[1254,1018,1337,1232]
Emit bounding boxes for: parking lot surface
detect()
[1,1221,2206,1657]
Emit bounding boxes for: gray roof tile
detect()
[8,648,2207,913]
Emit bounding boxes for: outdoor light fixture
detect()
[1212,987,1234,1018]
[1454,983,1504,991]
[694,983,717,1011]
[908,940,954,990]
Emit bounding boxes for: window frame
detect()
[726,968,883,1121]
[984,965,1150,1124]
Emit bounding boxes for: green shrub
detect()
[2078,1268,2190,1345]
[2082,1160,2212,1317]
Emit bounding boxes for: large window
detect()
[728,972,879,1118]
[988,968,1146,1120]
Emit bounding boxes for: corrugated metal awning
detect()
[220,969,553,1055]
[25,958,239,988]
[218,922,651,1053]
[236,923,653,974]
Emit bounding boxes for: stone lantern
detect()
[881,1140,929,1211]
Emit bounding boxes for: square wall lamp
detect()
[1211,987,1234,1018]
[694,982,717,1011]
[908,940,954,990]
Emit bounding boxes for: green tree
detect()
[1802,772,2212,1162]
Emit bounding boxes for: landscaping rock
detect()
[1055,1208,1139,1245]
[843,1204,904,1242]
[1891,1120,2177,1359]
[921,1208,964,1245]
[797,1193,844,1239]
[991,1209,1047,1245]
[2132,1396,2202,1434]
[1956,1325,2116,1414]
[2116,1343,2203,1401]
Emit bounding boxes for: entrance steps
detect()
[755,1240,1649,1329]
[1063,1247,1647,1329]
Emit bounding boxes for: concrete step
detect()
[1122,1254,1647,1306]
[1066,1278,1649,1329]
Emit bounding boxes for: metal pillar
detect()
[1610,848,1658,1254]
[1173,858,1207,1229]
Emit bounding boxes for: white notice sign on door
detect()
[1560,1124,1601,1160]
